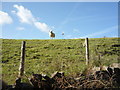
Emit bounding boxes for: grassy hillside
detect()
[2,38,120,84]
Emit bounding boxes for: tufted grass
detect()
[2,37,119,84]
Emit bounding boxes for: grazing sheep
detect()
[49,30,55,39]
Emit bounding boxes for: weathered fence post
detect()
[85,38,89,65]
[19,41,26,77]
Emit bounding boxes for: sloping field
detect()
[2,38,119,84]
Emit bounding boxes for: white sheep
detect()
[49,30,55,39]
[62,32,64,35]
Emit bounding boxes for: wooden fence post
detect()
[85,38,89,65]
[19,41,26,77]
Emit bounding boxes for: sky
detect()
[0,2,118,39]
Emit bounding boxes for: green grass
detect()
[1,38,120,84]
